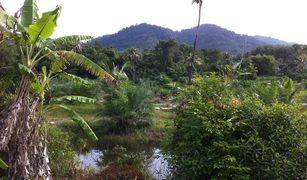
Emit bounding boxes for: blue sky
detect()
[2,0,307,44]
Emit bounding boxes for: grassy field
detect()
[45,104,100,123]
[45,102,175,147]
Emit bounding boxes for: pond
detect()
[147,149,169,180]
[78,136,170,180]
[79,149,103,170]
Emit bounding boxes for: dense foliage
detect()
[48,127,76,179]
[251,45,307,79]
[0,7,306,178]
[0,43,19,110]
[163,76,307,179]
[249,54,277,75]
[71,40,307,84]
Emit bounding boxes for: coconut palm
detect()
[122,48,142,82]
[188,0,203,84]
[0,0,115,179]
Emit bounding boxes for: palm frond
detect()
[112,63,128,81]
[58,72,92,87]
[52,95,96,104]
[48,35,92,48]
[56,105,98,141]
[0,158,8,169]
[47,49,116,85]
[56,51,117,85]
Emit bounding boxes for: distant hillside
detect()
[92,23,289,54]
[253,35,289,45]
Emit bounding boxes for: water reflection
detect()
[78,149,102,170]
[147,149,169,180]
[78,148,169,179]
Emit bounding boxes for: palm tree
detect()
[188,0,203,84]
[122,48,142,82]
[0,0,115,179]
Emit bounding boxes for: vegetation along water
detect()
[0,0,306,179]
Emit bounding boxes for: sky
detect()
[1,0,307,44]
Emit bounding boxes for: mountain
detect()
[92,23,289,54]
[253,35,289,45]
[92,23,175,50]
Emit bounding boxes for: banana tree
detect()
[0,0,115,179]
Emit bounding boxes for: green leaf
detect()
[56,105,98,141]
[0,158,8,169]
[52,96,96,104]
[56,51,116,85]
[21,0,39,28]
[31,81,43,94]
[18,63,34,76]
[48,35,92,49]
[58,72,92,87]
[27,6,61,44]
[47,49,115,86]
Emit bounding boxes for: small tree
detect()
[103,83,153,133]
[122,48,142,82]
[250,54,278,75]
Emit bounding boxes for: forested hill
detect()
[92,23,289,54]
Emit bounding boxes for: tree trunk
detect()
[0,75,51,179]
[188,2,203,85]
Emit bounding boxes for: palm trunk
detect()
[188,2,203,85]
[0,75,51,179]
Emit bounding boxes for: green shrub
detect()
[253,78,303,104]
[163,75,307,179]
[250,54,278,76]
[48,127,77,179]
[295,90,307,103]
[240,102,307,179]
[102,82,153,133]
[159,88,172,98]
[158,74,173,85]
